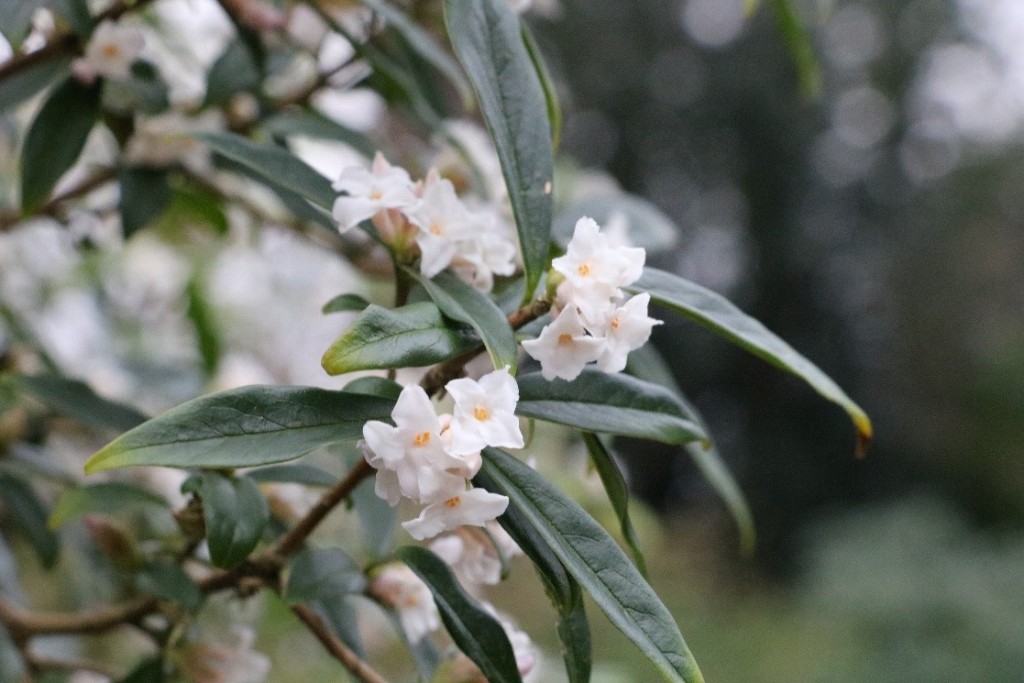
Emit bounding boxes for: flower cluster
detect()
[332,153,518,292]
[361,367,523,541]
[72,19,145,84]
[523,216,662,380]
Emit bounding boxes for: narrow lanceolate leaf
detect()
[555,194,680,254]
[771,0,822,98]
[626,345,755,555]
[284,547,367,604]
[359,0,473,108]
[0,473,59,568]
[83,386,395,473]
[186,472,268,569]
[520,23,562,150]
[246,464,337,487]
[198,132,336,211]
[321,302,479,376]
[21,77,101,211]
[322,293,371,315]
[516,369,707,445]
[49,483,171,529]
[262,110,376,158]
[476,449,704,683]
[120,167,172,238]
[11,373,148,432]
[629,267,872,456]
[581,433,648,576]
[397,546,523,683]
[405,269,518,372]
[444,0,554,300]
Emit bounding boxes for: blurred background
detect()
[2,0,1024,680]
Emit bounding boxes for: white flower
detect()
[508,0,533,13]
[73,20,145,84]
[450,213,518,292]
[429,522,521,588]
[370,563,440,643]
[123,111,217,171]
[362,386,467,504]
[445,367,524,456]
[402,487,509,541]
[552,216,645,322]
[176,626,270,683]
[407,174,475,277]
[332,153,418,232]
[522,306,604,381]
[595,293,662,373]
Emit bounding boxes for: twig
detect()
[0,595,156,643]
[25,652,118,678]
[0,167,117,233]
[291,604,390,683]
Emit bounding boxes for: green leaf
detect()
[0,1,43,48]
[397,546,522,683]
[322,293,371,315]
[198,131,336,211]
[520,23,562,150]
[11,373,148,432]
[405,269,517,373]
[104,61,170,115]
[359,0,473,108]
[156,187,229,237]
[311,597,365,659]
[343,377,404,401]
[285,547,367,604]
[186,273,222,378]
[0,54,72,113]
[629,267,872,456]
[49,483,171,529]
[321,302,479,376]
[444,0,554,300]
[188,472,268,569]
[515,369,707,445]
[83,385,395,473]
[46,0,93,36]
[20,77,101,211]
[626,345,755,555]
[133,561,204,612]
[204,38,260,107]
[555,194,679,254]
[262,110,376,158]
[119,167,172,238]
[247,464,337,487]
[0,472,59,568]
[581,433,648,576]
[118,657,165,683]
[771,0,822,98]
[556,588,591,683]
[476,449,704,683]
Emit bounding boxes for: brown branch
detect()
[0,167,117,233]
[291,604,390,683]
[0,595,156,643]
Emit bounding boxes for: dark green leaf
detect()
[0,472,59,568]
[118,657,165,683]
[476,449,704,683]
[629,267,872,455]
[0,622,24,682]
[204,38,260,107]
[771,0,822,98]
[311,597,365,659]
[405,268,517,372]
[262,110,376,158]
[397,546,522,683]
[190,472,268,569]
[444,0,554,300]
[285,547,367,604]
[11,373,148,432]
[104,61,170,114]
[520,23,561,150]
[20,77,101,211]
[186,274,221,378]
[133,561,204,611]
[626,345,755,555]
[83,385,395,473]
[360,0,473,108]
[556,587,591,683]
[322,293,371,314]
[352,471,396,560]
[581,433,648,576]
[157,187,229,237]
[49,482,171,529]
[555,194,679,254]
[343,376,404,401]
[247,464,337,487]
[198,131,336,211]
[119,167,172,237]
[321,302,479,376]
[516,369,707,445]
[0,54,72,113]
[46,0,93,36]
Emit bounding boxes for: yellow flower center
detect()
[369,189,383,201]
[430,222,443,236]
[578,263,591,277]
[412,431,431,447]
[610,316,621,331]
[444,496,461,508]
[473,406,489,421]
[557,333,573,346]
[102,43,120,59]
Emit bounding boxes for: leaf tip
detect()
[853,411,873,460]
